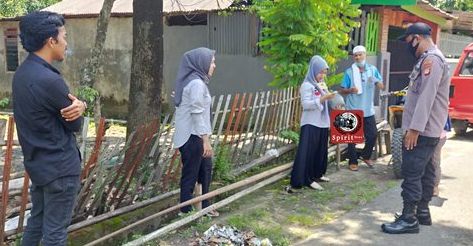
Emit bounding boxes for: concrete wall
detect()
[0,14,272,118]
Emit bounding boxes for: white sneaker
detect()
[319,176,330,182]
[309,181,324,191]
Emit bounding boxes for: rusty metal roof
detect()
[42,0,234,17]
[418,0,457,20]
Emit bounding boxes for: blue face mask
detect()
[356,61,366,67]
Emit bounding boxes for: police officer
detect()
[382,22,450,234]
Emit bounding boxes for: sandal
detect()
[206,210,220,217]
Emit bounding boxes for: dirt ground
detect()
[154,154,398,246]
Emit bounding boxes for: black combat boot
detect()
[382,202,419,234]
[416,200,432,225]
[394,208,431,225]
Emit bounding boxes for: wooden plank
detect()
[280,88,290,145]
[246,92,266,162]
[222,94,239,145]
[232,93,253,164]
[271,90,284,149]
[17,173,30,233]
[287,87,295,130]
[229,93,246,146]
[150,113,177,196]
[80,117,90,166]
[213,94,232,149]
[241,92,260,163]
[258,91,277,157]
[211,95,224,133]
[267,90,282,150]
[81,118,106,180]
[250,91,270,158]
[277,89,288,146]
[0,117,15,244]
[162,150,180,191]
[149,114,170,158]
[113,120,158,208]
[138,115,171,200]
[104,125,144,207]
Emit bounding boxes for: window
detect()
[459,52,473,76]
[165,14,207,26]
[4,28,19,72]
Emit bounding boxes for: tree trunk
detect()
[78,0,116,131]
[79,0,115,87]
[126,0,163,137]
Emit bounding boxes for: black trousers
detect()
[348,115,377,165]
[179,135,213,213]
[401,135,439,205]
[290,125,329,188]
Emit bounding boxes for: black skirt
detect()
[290,125,329,188]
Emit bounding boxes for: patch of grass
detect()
[252,225,290,246]
[249,208,271,218]
[348,180,381,205]
[311,188,345,204]
[227,214,253,229]
[316,212,338,224]
[296,207,311,214]
[193,216,213,233]
[341,203,356,211]
[286,214,315,227]
[213,145,234,183]
[387,180,399,189]
[178,216,213,239]
[280,130,300,144]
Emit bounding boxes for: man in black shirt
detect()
[12,11,86,246]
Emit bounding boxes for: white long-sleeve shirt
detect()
[173,79,212,148]
[300,81,330,128]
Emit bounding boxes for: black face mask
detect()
[407,37,420,58]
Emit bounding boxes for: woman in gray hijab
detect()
[173,47,218,216]
[287,55,337,192]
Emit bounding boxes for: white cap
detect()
[353,45,366,54]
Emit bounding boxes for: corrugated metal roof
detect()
[42,0,234,17]
[418,0,457,20]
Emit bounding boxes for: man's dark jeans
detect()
[348,115,378,165]
[401,135,439,204]
[21,175,80,246]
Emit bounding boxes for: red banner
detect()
[330,110,364,144]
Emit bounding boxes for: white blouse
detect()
[173,79,212,148]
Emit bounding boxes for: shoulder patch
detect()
[422,59,433,76]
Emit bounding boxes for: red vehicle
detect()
[449,43,473,135]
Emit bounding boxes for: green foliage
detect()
[253,0,360,88]
[280,130,299,144]
[326,72,344,88]
[77,86,99,117]
[0,98,10,108]
[429,0,473,11]
[213,145,233,182]
[0,0,60,18]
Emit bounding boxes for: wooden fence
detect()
[0,86,302,242]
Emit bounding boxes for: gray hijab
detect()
[304,55,329,95]
[174,47,215,106]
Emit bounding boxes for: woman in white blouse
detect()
[173,47,218,216]
[288,55,336,192]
